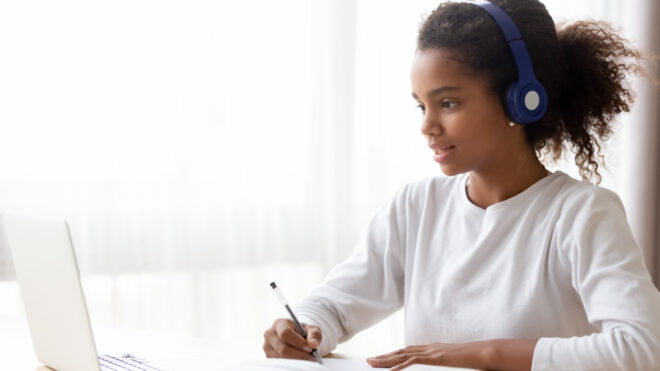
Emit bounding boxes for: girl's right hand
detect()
[262,318,323,361]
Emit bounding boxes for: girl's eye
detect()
[416,104,426,113]
[442,101,458,109]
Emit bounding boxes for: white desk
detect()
[0,314,250,370]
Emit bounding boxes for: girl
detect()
[262,0,660,369]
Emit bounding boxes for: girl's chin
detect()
[438,164,467,177]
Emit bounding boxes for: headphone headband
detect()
[471,0,548,124]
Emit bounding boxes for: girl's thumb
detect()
[307,327,322,348]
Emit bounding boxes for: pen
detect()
[269,282,323,365]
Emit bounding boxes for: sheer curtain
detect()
[619,0,660,287]
[0,0,431,354]
[0,0,657,357]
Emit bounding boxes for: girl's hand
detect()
[262,318,322,362]
[367,341,490,371]
[367,339,537,371]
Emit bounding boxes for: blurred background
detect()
[0,0,658,359]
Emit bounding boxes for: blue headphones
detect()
[473,0,548,125]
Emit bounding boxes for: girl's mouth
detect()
[433,145,455,163]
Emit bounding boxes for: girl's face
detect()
[411,48,514,176]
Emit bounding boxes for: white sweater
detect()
[295,171,660,370]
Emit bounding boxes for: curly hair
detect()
[417,0,643,184]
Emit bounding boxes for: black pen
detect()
[269,282,323,364]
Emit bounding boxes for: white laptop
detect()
[2,212,222,371]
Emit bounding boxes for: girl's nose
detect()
[420,112,442,137]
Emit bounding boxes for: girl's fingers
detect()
[369,345,426,361]
[273,319,313,351]
[263,319,317,361]
[264,329,315,361]
[367,353,411,367]
[367,346,431,368]
[391,356,431,371]
[272,341,317,361]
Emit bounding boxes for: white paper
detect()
[322,358,387,370]
[231,357,384,370]
[231,357,480,370]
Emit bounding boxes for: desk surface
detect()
[1,314,367,371]
[0,314,256,370]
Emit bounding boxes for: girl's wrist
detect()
[479,338,538,371]
[478,339,500,369]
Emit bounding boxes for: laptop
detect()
[2,212,222,371]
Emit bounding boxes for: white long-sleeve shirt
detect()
[295,171,660,370]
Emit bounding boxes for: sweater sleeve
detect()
[532,187,660,370]
[293,185,408,356]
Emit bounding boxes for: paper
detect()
[231,358,385,370]
[231,357,480,370]
[323,358,387,370]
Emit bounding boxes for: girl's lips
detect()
[434,145,454,154]
[433,145,455,163]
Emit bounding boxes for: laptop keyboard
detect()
[99,354,163,371]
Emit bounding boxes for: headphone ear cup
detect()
[505,81,548,125]
[521,82,548,123]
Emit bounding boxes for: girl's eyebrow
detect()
[412,86,461,100]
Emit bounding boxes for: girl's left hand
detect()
[366,341,491,371]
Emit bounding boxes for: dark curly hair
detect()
[417,0,643,184]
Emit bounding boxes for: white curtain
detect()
[619,0,660,287]
[0,0,657,356]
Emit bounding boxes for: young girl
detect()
[262,0,660,369]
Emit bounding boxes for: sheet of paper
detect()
[230,357,480,370]
[323,358,387,370]
[230,357,382,370]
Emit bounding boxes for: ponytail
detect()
[551,21,642,183]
